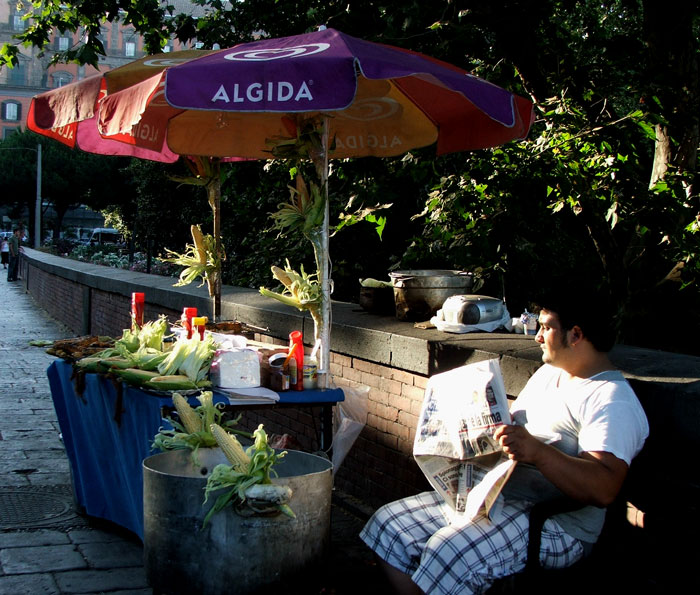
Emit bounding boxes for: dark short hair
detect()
[532,286,616,352]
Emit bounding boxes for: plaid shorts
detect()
[359,491,584,594]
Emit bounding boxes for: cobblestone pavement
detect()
[0,274,387,594]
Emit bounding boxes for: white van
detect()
[88,228,123,246]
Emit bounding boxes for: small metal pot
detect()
[359,286,395,315]
[390,269,474,321]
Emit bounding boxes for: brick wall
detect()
[90,289,180,338]
[330,354,432,508]
[22,252,700,528]
[27,266,84,334]
[27,265,181,337]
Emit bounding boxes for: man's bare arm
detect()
[494,424,628,507]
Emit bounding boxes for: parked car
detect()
[87,228,124,246]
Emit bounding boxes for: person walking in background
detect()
[0,235,8,269]
[7,228,20,281]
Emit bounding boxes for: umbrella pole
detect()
[207,169,222,323]
[318,116,331,389]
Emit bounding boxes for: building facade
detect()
[0,1,202,139]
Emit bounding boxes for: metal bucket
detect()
[390,269,474,321]
[143,448,333,595]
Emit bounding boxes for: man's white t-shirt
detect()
[502,364,649,542]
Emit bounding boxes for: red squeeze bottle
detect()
[131,292,145,330]
[182,307,197,339]
[192,317,207,340]
[289,331,304,391]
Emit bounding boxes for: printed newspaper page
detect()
[414,359,516,522]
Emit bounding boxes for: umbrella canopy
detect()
[29,28,532,160]
[28,27,535,388]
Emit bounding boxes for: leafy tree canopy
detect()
[2,1,699,354]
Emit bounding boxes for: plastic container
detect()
[289,331,304,391]
[268,352,289,391]
[521,311,538,335]
[302,355,318,390]
[131,292,145,329]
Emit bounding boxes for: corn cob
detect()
[271,265,293,290]
[191,225,207,265]
[197,391,216,429]
[172,393,201,434]
[210,423,251,473]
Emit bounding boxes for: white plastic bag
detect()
[331,384,369,474]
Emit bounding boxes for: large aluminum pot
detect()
[390,269,474,321]
[143,448,332,595]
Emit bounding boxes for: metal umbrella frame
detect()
[28,28,534,389]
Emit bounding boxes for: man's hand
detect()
[494,423,628,507]
[494,424,544,464]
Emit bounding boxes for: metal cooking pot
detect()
[390,269,474,321]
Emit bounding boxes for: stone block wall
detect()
[20,250,700,518]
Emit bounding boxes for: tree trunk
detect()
[643,0,699,202]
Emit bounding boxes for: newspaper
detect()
[414,359,516,522]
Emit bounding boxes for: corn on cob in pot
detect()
[210,423,251,473]
[172,393,201,435]
[203,423,294,525]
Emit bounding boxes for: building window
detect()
[58,37,71,51]
[13,15,26,31]
[125,41,136,57]
[2,101,22,122]
[163,45,172,53]
[7,62,26,86]
[3,127,20,139]
[52,72,73,88]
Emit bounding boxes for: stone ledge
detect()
[21,248,700,398]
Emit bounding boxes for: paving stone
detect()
[68,529,129,545]
[0,544,87,574]
[53,567,150,594]
[0,529,70,548]
[26,473,74,486]
[0,572,60,594]
[78,540,144,569]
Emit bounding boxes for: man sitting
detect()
[360,288,649,594]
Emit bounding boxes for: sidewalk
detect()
[0,274,385,594]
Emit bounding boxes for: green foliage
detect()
[0,129,129,240]
[4,0,699,353]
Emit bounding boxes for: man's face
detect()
[536,309,572,366]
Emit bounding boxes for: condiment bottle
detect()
[288,331,304,391]
[288,356,298,390]
[302,354,318,390]
[181,307,197,339]
[192,316,207,340]
[131,292,145,330]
